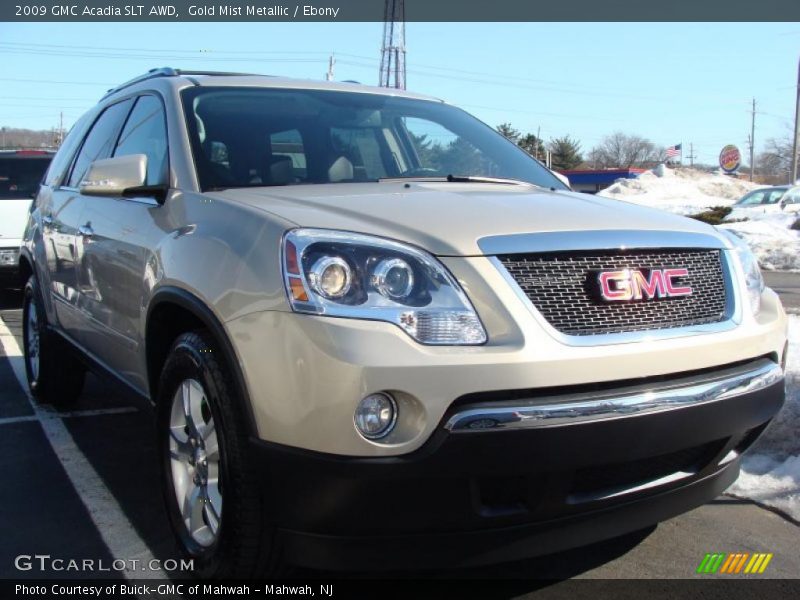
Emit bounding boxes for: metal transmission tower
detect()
[379,0,406,89]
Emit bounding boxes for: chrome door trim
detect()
[444,359,783,433]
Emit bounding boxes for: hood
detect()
[209,182,722,256]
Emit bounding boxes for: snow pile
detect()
[727,315,800,521]
[599,167,759,215]
[718,213,800,271]
[598,167,800,271]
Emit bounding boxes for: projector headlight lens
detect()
[282,229,487,345]
[372,257,414,301]
[308,256,351,299]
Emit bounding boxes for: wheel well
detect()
[145,301,206,400]
[18,255,33,287]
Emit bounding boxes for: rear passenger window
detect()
[67,99,133,188]
[114,95,169,186]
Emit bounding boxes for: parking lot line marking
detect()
[59,406,140,418]
[0,319,163,580]
[0,407,139,427]
[0,415,39,425]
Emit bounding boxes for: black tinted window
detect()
[67,99,133,188]
[113,95,168,186]
[0,156,52,200]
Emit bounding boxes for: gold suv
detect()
[20,69,787,576]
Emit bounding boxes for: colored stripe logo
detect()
[696,552,773,574]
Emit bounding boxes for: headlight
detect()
[282,229,487,345]
[718,228,765,315]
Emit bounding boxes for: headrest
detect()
[328,156,354,183]
[269,155,293,185]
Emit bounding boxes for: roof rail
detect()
[101,68,265,99]
[101,67,179,99]
[174,70,263,77]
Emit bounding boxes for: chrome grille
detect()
[499,249,728,336]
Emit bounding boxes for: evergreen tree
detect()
[496,123,521,144]
[548,135,583,170]
[518,133,543,159]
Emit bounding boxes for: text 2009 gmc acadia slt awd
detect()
[19,68,787,577]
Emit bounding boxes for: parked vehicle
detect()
[730,185,800,217]
[0,150,53,284]
[19,69,787,577]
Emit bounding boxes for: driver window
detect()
[113,95,168,186]
[67,99,133,188]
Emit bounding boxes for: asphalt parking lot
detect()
[0,277,798,590]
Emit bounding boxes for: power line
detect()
[0,41,330,55]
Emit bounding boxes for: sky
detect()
[0,21,798,165]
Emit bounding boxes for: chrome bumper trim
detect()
[444,359,784,433]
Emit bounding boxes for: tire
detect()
[22,274,85,406]
[157,331,281,578]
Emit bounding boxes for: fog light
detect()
[0,249,17,267]
[354,393,397,439]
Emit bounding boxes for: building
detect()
[559,168,646,194]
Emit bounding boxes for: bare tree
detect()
[0,126,60,150]
[756,135,794,183]
[590,132,663,169]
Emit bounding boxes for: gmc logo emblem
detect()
[595,268,693,301]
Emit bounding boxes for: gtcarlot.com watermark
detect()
[14,554,194,573]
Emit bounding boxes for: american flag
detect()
[666,143,682,158]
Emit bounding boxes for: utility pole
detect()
[379,0,406,89]
[792,57,800,183]
[325,54,335,82]
[749,98,756,181]
[58,111,64,147]
[687,143,697,167]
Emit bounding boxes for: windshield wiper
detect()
[444,174,538,187]
[377,174,541,187]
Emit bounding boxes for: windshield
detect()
[0,157,52,200]
[181,87,566,191]
[735,188,787,206]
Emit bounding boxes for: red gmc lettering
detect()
[663,268,692,296]
[598,268,692,301]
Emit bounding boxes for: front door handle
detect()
[78,225,94,238]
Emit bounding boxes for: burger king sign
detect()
[719,145,741,173]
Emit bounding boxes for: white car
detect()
[0,150,54,284]
[730,185,800,217]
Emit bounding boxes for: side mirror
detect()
[79,154,147,197]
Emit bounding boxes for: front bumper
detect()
[225,282,787,456]
[252,362,784,570]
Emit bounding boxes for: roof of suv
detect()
[103,67,444,103]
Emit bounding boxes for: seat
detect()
[267,156,294,185]
[328,156,354,183]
